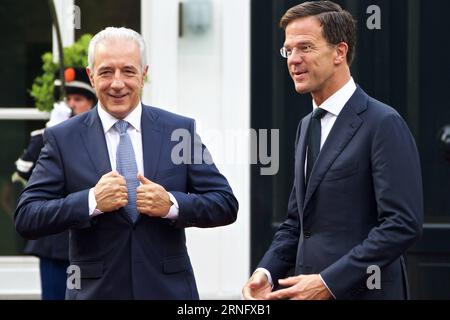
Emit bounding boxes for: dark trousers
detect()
[39,257,70,300]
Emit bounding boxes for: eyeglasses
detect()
[280,44,313,59]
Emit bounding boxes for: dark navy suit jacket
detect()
[14,129,69,261]
[258,87,423,299]
[15,104,238,299]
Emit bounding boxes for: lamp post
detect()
[48,0,65,99]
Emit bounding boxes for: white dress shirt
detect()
[256,78,357,298]
[88,102,178,219]
[313,77,357,147]
[304,77,357,176]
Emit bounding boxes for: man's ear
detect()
[86,67,95,88]
[143,65,149,77]
[142,65,149,86]
[334,42,348,65]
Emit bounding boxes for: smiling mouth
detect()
[109,93,127,99]
[293,71,308,80]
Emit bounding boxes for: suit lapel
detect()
[141,105,163,181]
[303,88,367,211]
[135,106,163,224]
[295,115,311,214]
[80,106,134,225]
[80,106,112,178]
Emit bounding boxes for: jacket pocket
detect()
[72,261,104,279]
[163,254,190,274]
[323,162,359,182]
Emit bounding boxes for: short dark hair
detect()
[280,1,357,65]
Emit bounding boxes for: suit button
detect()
[304,231,311,239]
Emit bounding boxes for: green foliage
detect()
[30,34,92,112]
[63,33,91,68]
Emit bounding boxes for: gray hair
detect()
[88,27,147,72]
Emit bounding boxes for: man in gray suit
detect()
[243,1,422,300]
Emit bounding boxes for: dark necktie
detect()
[115,120,139,222]
[306,107,327,184]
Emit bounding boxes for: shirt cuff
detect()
[319,273,336,299]
[88,188,104,217]
[255,268,274,288]
[163,192,179,220]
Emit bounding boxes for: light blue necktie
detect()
[115,120,139,222]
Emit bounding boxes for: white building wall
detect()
[52,0,75,61]
[142,0,250,299]
[0,257,41,299]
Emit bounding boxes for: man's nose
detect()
[288,54,303,65]
[111,70,125,89]
[288,51,304,65]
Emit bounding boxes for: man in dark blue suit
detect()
[243,1,422,300]
[15,27,238,300]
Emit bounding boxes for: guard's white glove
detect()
[46,101,71,128]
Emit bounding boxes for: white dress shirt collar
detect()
[97,102,142,133]
[312,77,357,116]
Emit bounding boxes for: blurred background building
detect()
[0,0,449,299]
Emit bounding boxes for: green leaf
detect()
[30,34,93,112]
